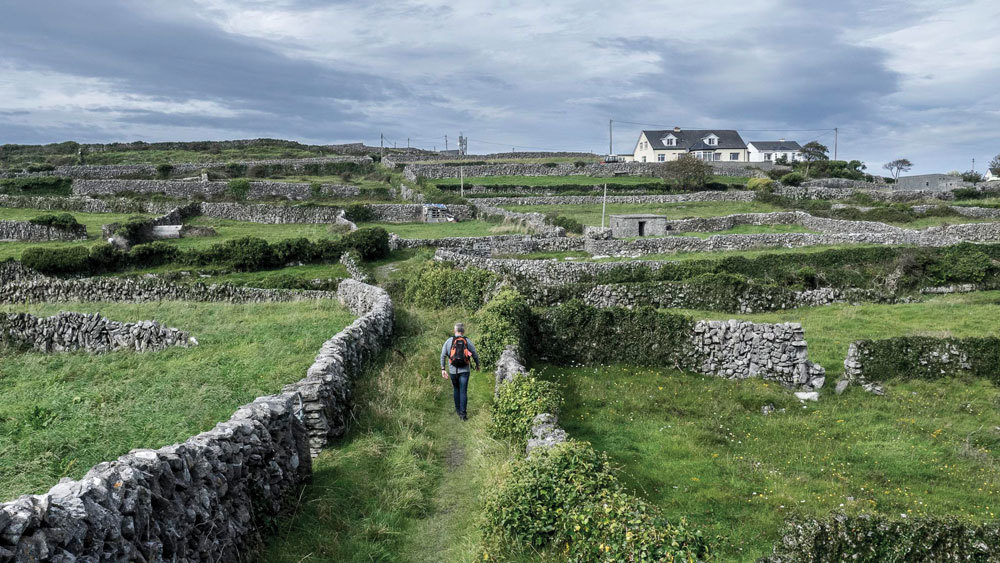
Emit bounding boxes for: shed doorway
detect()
[638,221,646,236]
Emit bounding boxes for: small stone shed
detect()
[610,214,670,237]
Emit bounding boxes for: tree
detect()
[989,154,1000,177]
[882,158,913,181]
[799,141,829,177]
[961,170,984,184]
[658,154,713,189]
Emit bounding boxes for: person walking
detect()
[441,323,480,421]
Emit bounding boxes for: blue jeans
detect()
[451,371,470,415]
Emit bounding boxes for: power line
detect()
[613,119,836,133]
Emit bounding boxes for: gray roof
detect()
[748,141,802,151]
[642,129,746,151]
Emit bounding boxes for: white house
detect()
[631,127,748,163]
[746,140,802,163]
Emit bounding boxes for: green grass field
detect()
[501,201,786,226]
[0,300,354,500]
[552,364,1000,560]
[675,224,818,238]
[358,220,510,239]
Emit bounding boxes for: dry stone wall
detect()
[11,156,371,180]
[470,200,564,236]
[0,220,87,242]
[472,191,756,207]
[393,234,583,255]
[0,195,154,214]
[403,160,772,181]
[0,277,393,562]
[73,179,360,200]
[690,320,826,389]
[2,312,193,353]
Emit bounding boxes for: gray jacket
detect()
[441,335,480,374]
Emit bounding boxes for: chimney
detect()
[779,138,785,142]
[673,126,681,132]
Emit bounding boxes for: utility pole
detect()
[834,128,838,160]
[445,135,448,151]
[407,137,410,149]
[601,183,608,228]
[972,157,976,172]
[380,133,384,160]
[609,119,613,156]
[460,166,464,198]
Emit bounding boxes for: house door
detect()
[638,221,646,236]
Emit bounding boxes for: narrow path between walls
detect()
[262,299,508,561]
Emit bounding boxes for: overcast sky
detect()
[2,0,999,174]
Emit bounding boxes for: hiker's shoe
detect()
[459,412,468,421]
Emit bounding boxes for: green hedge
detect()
[403,262,499,309]
[20,228,391,276]
[28,213,83,231]
[0,176,73,196]
[482,440,709,562]
[489,375,561,444]
[475,289,534,368]
[851,336,1000,383]
[535,300,694,366]
[762,514,1000,562]
[560,243,1000,293]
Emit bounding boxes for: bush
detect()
[129,241,180,268]
[227,178,251,200]
[195,236,278,271]
[659,155,713,189]
[850,336,1000,383]
[309,182,322,198]
[544,212,584,234]
[953,187,986,200]
[155,163,173,179]
[341,227,390,260]
[272,237,319,265]
[21,246,92,275]
[113,216,154,243]
[780,171,805,186]
[490,376,561,444]
[404,261,499,309]
[28,213,82,231]
[704,181,730,191]
[475,289,534,367]
[87,243,124,273]
[542,162,559,168]
[0,176,73,195]
[342,203,374,223]
[574,160,587,168]
[747,178,774,191]
[482,440,709,562]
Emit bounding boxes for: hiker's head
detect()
[454,323,465,335]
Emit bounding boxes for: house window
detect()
[641,156,646,162]
[764,153,772,161]
[666,138,675,146]
[713,153,721,161]
[730,152,739,161]
[707,137,717,146]
[657,154,665,162]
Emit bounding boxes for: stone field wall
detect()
[473,191,756,207]
[843,337,1000,383]
[4,156,372,180]
[0,220,87,242]
[0,274,393,561]
[402,160,773,181]
[393,233,584,255]
[73,179,360,200]
[1,312,193,354]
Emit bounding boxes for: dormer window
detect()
[704,134,718,146]
[663,134,676,147]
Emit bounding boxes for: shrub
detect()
[544,212,584,234]
[24,163,56,173]
[28,213,82,231]
[129,241,180,268]
[573,160,587,168]
[155,163,173,179]
[747,178,774,191]
[475,289,534,368]
[87,243,124,273]
[113,216,154,243]
[197,236,278,271]
[482,440,709,562]
[849,336,1000,383]
[227,178,251,200]
[780,171,805,186]
[953,187,985,200]
[309,182,323,198]
[404,261,500,309]
[224,162,247,177]
[704,181,730,191]
[542,162,559,168]
[342,203,374,223]
[928,246,991,284]
[272,237,319,265]
[490,376,561,444]
[659,155,713,189]
[341,227,390,260]
[21,246,91,275]
[483,441,619,551]
[0,176,72,195]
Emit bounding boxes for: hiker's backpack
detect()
[449,337,471,368]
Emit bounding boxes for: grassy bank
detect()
[435,175,749,187]
[0,300,354,500]
[551,363,1000,560]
